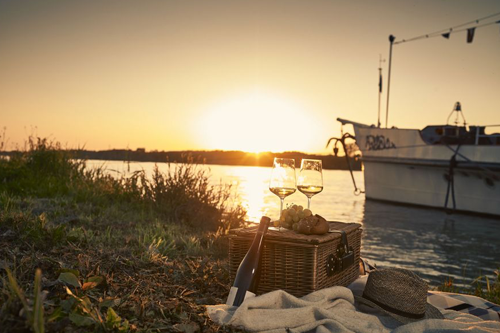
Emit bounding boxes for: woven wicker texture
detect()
[229,221,362,297]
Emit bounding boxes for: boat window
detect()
[444,127,459,136]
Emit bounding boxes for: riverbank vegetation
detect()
[0,137,246,332]
[437,273,500,306]
[0,137,498,332]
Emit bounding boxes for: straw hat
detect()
[354,268,444,324]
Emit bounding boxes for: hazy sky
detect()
[1,0,499,153]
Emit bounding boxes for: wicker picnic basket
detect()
[228,221,362,298]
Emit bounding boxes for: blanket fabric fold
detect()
[206,286,500,333]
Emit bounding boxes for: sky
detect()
[1,0,499,154]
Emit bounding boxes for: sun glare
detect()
[197,90,315,153]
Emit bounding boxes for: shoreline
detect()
[0,149,362,171]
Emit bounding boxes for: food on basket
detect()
[297,214,329,235]
[275,205,307,229]
[274,205,328,235]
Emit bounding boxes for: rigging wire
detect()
[394,11,500,45]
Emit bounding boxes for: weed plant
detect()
[0,137,246,332]
[437,271,500,305]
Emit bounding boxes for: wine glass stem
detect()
[307,197,311,210]
[279,198,285,231]
[280,198,284,219]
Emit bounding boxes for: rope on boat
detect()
[326,133,365,196]
[444,145,460,214]
[444,145,499,180]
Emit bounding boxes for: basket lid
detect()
[229,221,361,245]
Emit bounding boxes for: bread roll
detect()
[297,214,329,235]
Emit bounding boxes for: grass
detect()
[436,271,500,305]
[0,136,247,332]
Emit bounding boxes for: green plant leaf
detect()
[5,267,32,323]
[33,269,45,333]
[60,298,76,313]
[86,275,105,284]
[80,296,93,313]
[47,307,64,323]
[58,268,80,277]
[69,313,95,327]
[106,307,119,324]
[58,272,81,288]
[106,307,129,331]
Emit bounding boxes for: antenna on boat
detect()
[378,55,385,128]
[447,101,467,126]
[385,35,396,128]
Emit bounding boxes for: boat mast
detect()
[378,55,385,128]
[385,35,395,128]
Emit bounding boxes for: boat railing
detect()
[471,124,500,145]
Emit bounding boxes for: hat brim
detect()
[354,295,444,325]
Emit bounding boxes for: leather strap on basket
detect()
[326,230,355,276]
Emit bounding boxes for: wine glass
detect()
[297,159,323,209]
[269,158,296,219]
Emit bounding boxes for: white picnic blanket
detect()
[206,286,500,333]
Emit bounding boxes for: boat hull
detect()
[337,119,500,216]
[363,159,500,216]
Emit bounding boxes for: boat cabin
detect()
[420,125,500,145]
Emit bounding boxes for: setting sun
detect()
[197,90,317,153]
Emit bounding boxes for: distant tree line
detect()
[0,149,361,171]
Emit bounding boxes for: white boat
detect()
[335,105,500,216]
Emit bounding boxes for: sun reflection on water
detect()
[222,166,272,222]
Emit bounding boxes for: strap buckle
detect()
[326,230,354,276]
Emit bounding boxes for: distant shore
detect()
[0,149,362,171]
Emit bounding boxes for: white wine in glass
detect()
[269,158,296,219]
[297,159,323,209]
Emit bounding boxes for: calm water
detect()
[88,160,500,287]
